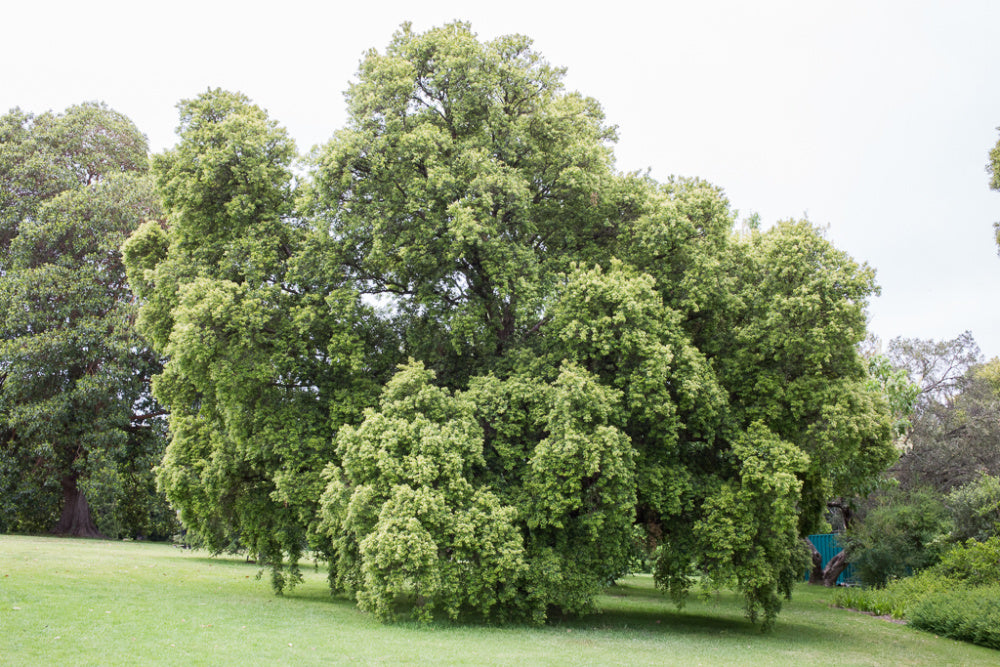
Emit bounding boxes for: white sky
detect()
[4,0,999,358]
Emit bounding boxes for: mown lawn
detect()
[1,535,996,665]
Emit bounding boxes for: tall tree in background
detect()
[0,103,172,538]
[888,333,1000,493]
[989,129,1000,250]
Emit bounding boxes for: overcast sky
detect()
[5,1,999,359]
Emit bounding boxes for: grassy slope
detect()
[1,535,995,666]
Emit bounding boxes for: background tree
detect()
[839,335,1000,587]
[948,473,1000,543]
[887,333,1000,493]
[844,487,953,588]
[988,129,1000,250]
[0,103,172,538]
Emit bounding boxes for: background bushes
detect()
[836,537,1000,649]
[909,586,1000,649]
[843,488,953,588]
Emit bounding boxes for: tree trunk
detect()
[51,476,106,539]
[822,550,849,587]
[807,539,825,584]
[805,537,849,587]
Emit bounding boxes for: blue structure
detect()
[805,533,856,585]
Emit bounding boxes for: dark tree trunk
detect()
[51,476,106,539]
[805,537,849,587]
[822,550,848,587]
[808,539,825,584]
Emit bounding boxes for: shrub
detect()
[834,585,898,617]
[844,488,953,587]
[932,535,1000,587]
[909,585,1000,649]
[948,473,1000,543]
[833,569,953,619]
[835,536,1000,625]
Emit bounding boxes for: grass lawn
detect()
[1,535,996,665]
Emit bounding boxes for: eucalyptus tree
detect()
[888,335,1000,493]
[0,103,171,538]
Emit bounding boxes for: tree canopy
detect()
[888,333,1000,494]
[122,22,896,628]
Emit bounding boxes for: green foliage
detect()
[320,361,527,622]
[0,446,62,533]
[890,335,1000,494]
[681,423,810,630]
[932,536,1000,587]
[834,569,953,618]
[124,89,393,589]
[302,21,620,385]
[1,103,171,538]
[948,474,1000,543]
[124,24,896,628]
[320,359,637,623]
[910,586,1000,649]
[836,535,1000,631]
[0,103,148,265]
[844,488,953,587]
[866,354,920,439]
[990,129,1000,192]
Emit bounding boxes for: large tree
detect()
[307,23,893,628]
[129,23,895,628]
[0,103,171,538]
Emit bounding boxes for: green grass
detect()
[1,535,996,665]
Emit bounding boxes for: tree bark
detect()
[51,476,106,539]
[822,550,849,587]
[807,538,825,584]
[805,537,849,587]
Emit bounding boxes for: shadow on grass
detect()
[158,552,852,642]
[356,585,767,639]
